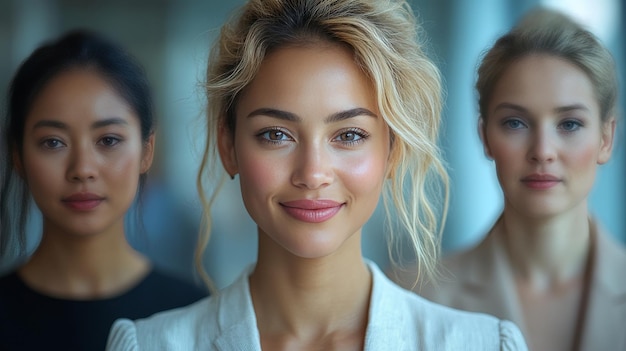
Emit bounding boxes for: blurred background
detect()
[1,0,624,289]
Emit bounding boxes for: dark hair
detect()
[0,29,155,256]
[477,7,618,124]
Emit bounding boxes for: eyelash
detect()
[255,127,370,146]
[40,138,66,150]
[559,119,583,132]
[98,135,122,147]
[502,118,526,130]
[501,118,584,133]
[256,127,292,145]
[38,135,123,150]
[333,128,369,146]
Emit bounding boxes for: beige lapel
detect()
[457,228,528,337]
[579,223,626,350]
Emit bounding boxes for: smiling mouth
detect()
[280,200,344,223]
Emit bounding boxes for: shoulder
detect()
[369,262,527,350]
[106,268,256,351]
[107,297,214,351]
[405,294,527,350]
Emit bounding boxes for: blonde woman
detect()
[407,8,625,351]
[107,0,528,349]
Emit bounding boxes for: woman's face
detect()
[482,54,614,219]
[219,44,390,259]
[18,68,154,237]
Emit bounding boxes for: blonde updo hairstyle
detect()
[196,0,449,292]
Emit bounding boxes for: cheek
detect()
[567,140,600,171]
[106,152,143,190]
[237,152,284,198]
[21,152,60,199]
[338,150,388,191]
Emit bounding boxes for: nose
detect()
[291,142,334,189]
[66,144,98,182]
[527,128,557,163]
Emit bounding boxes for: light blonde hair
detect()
[196,0,449,292]
[477,7,618,125]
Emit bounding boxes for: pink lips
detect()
[280,199,344,223]
[62,193,104,211]
[521,174,562,190]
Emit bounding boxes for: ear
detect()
[597,118,616,165]
[217,122,238,178]
[140,133,156,173]
[478,118,494,159]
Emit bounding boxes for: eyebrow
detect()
[32,117,129,130]
[246,107,378,123]
[492,103,528,114]
[493,102,590,114]
[554,104,590,114]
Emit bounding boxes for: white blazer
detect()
[107,261,528,350]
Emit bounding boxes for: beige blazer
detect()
[414,220,626,351]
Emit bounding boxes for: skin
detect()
[482,54,614,221]
[218,43,391,350]
[480,54,615,351]
[15,68,155,299]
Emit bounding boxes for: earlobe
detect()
[140,133,156,173]
[217,123,238,178]
[597,118,616,165]
[478,118,493,160]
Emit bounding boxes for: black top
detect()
[0,269,207,351]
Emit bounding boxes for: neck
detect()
[18,220,149,299]
[499,203,591,290]
[250,230,371,344]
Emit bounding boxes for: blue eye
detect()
[560,120,582,132]
[503,119,525,129]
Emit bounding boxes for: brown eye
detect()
[269,130,285,140]
[340,132,358,141]
[334,129,367,144]
[42,138,64,149]
[99,136,121,147]
[258,128,292,143]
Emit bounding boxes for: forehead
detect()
[489,54,598,114]
[236,43,378,118]
[25,68,138,128]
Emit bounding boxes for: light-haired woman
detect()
[107,1,528,349]
[406,8,625,351]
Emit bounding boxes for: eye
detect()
[257,127,293,144]
[41,138,65,149]
[333,128,368,145]
[560,120,583,132]
[99,136,121,147]
[503,119,526,130]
